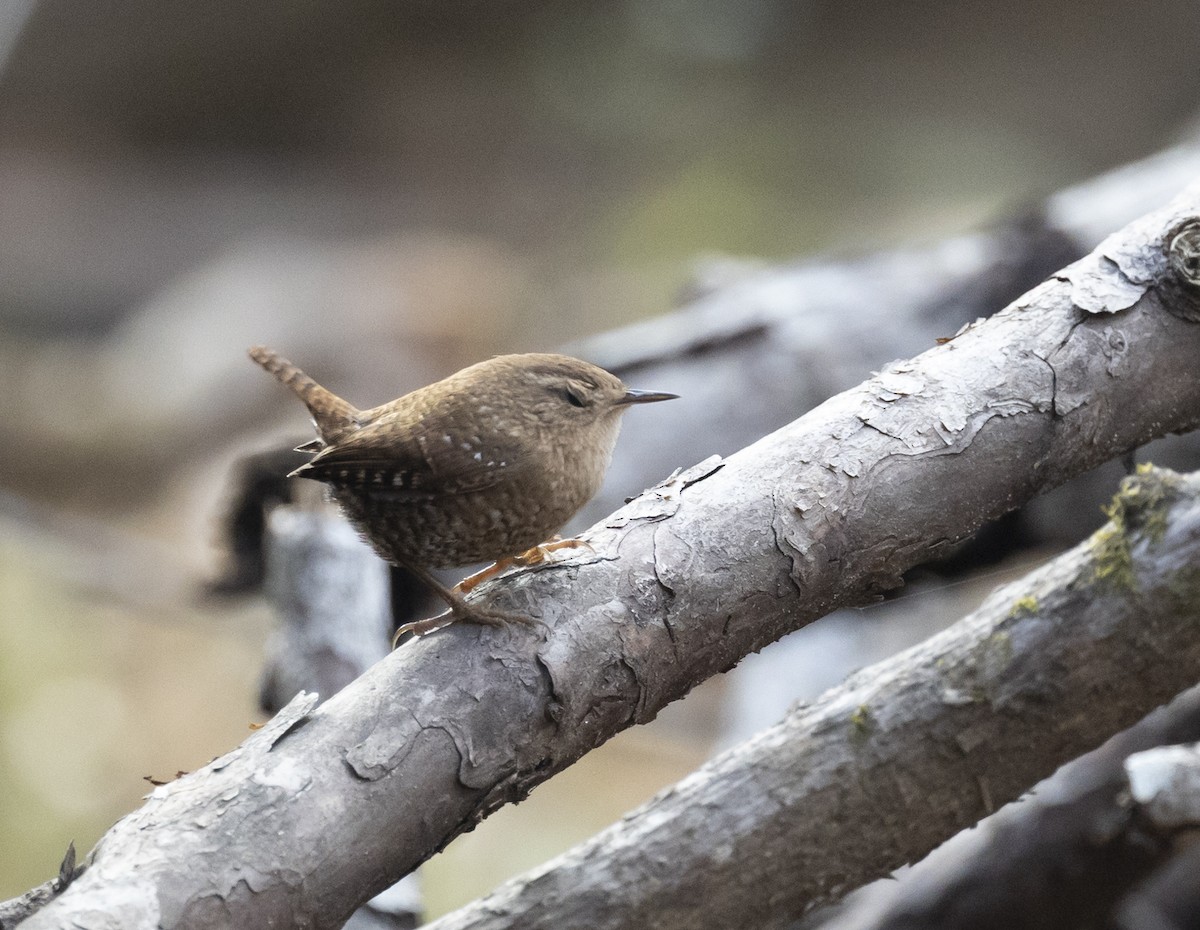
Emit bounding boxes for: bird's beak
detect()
[615,388,679,406]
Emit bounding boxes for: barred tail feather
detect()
[248,346,360,439]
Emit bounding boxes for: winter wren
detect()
[249,346,677,630]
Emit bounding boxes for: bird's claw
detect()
[391,602,548,648]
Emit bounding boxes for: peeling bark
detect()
[821,648,1200,930]
[576,144,1200,547]
[427,467,1200,930]
[17,189,1200,929]
[209,146,1200,605]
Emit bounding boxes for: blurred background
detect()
[3,0,1200,917]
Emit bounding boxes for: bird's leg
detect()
[513,536,595,566]
[392,561,545,645]
[454,555,520,595]
[455,536,596,595]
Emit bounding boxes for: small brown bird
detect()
[249,346,676,633]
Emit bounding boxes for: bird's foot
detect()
[391,554,559,647]
[392,586,547,647]
[513,535,595,566]
[393,611,454,643]
[454,555,520,596]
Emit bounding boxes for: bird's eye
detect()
[563,384,588,408]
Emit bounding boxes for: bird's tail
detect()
[248,346,360,440]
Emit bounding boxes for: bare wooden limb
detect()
[1115,741,1200,929]
[818,665,1200,930]
[17,189,1200,929]
[260,502,421,926]
[1111,743,1200,930]
[427,466,1200,930]
[820,694,1200,930]
[209,146,1200,601]
[579,145,1200,549]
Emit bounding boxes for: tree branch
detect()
[18,190,1200,929]
[1113,835,1200,929]
[819,661,1200,930]
[575,143,1200,540]
[821,686,1200,929]
[425,466,1200,930]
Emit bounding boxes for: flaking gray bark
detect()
[426,467,1200,930]
[18,189,1200,929]
[820,664,1200,930]
[207,145,1200,608]
[260,503,420,929]
[576,143,1200,546]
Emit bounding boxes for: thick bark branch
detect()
[820,675,1200,930]
[577,144,1200,540]
[425,466,1200,930]
[261,504,421,929]
[821,690,1200,930]
[209,147,1200,603]
[18,190,1200,929]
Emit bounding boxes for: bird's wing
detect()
[291,420,528,499]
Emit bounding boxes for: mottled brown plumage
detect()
[249,346,676,630]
